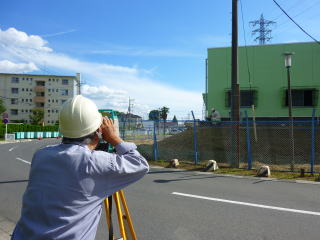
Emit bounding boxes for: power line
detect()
[272,0,320,45]
[239,0,252,89]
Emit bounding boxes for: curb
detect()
[149,165,320,185]
[0,216,15,240]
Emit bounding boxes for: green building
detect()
[205,42,320,120]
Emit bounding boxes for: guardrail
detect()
[14,131,61,139]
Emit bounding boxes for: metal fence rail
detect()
[119,116,320,173]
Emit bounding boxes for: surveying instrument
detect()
[98,109,138,240]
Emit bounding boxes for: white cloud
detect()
[91,47,201,57]
[41,29,76,38]
[0,27,203,119]
[0,60,38,73]
[0,27,52,52]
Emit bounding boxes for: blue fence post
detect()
[311,109,316,175]
[153,120,158,161]
[191,111,199,164]
[245,111,252,169]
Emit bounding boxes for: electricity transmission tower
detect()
[250,14,276,44]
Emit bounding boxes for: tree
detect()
[160,106,169,135]
[0,99,6,115]
[148,110,160,121]
[172,115,178,122]
[30,109,44,125]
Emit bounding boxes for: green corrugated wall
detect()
[206,42,320,118]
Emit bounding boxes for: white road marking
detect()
[172,192,320,216]
[9,146,17,152]
[16,157,31,165]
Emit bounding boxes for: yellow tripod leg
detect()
[104,198,114,240]
[119,190,138,240]
[114,191,127,240]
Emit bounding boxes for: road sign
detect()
[3,119,9,124]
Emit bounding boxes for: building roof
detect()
[207,41,316,50]
[0,72,76,78]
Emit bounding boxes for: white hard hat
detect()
[59,95,102,138]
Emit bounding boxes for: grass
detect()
[148,160,320,182]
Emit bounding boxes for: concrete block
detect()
[170,159,179,168]
[204,160,219,172]
[256,165,271,177]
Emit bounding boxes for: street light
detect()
[283,52,295,171]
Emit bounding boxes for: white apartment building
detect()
[0,73,80,125]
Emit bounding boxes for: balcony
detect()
[34,86,45,92]
[34,96,45,103]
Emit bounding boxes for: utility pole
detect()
[128,98,134,130]
[231,0,240,168]
[76,73,81,95]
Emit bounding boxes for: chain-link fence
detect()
[120,116,320,173]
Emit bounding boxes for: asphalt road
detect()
[1,139,320,240]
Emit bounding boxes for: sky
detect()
[1,0,320,120]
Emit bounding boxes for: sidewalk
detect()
[0,216,15,240]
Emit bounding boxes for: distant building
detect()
[118,113,143,128]
[204,42,320,120]
[0,73,80,125]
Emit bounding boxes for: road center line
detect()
[16,157,31,165]
[9,146,17,152]
[172,192,320,216]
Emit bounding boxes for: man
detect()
[12,95,149,240]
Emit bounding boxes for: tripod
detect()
[104,190,138,240]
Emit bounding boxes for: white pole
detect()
[5,123,7,141]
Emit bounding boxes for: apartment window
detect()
[56,89,59,92]
[22,110,24,113]
[22,99,24,102]
[56,110,58,113]
[11,98,18,104]
[22,88,24,91]
[62,79,69,85]
[56,99,58,103]
[226,90,257,107]
[61,99,67,104]
[11,77,19,83]
[26,99,28,102]
[22,78,25,80]
[49,79,51,81]
[11,88,19,94]
[36,81,45,86]
[48,99,50,103]
[30,99,32,102]
[26,88,29,92]
[48,110,50,113]
[61,89,68,96]
[285,89,318,107]
[36,103,44,107]
[11,109,18,115]
[36,92,45,97]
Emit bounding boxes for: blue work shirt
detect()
[12,141,149,240]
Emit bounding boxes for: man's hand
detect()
[100,117,123,146]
